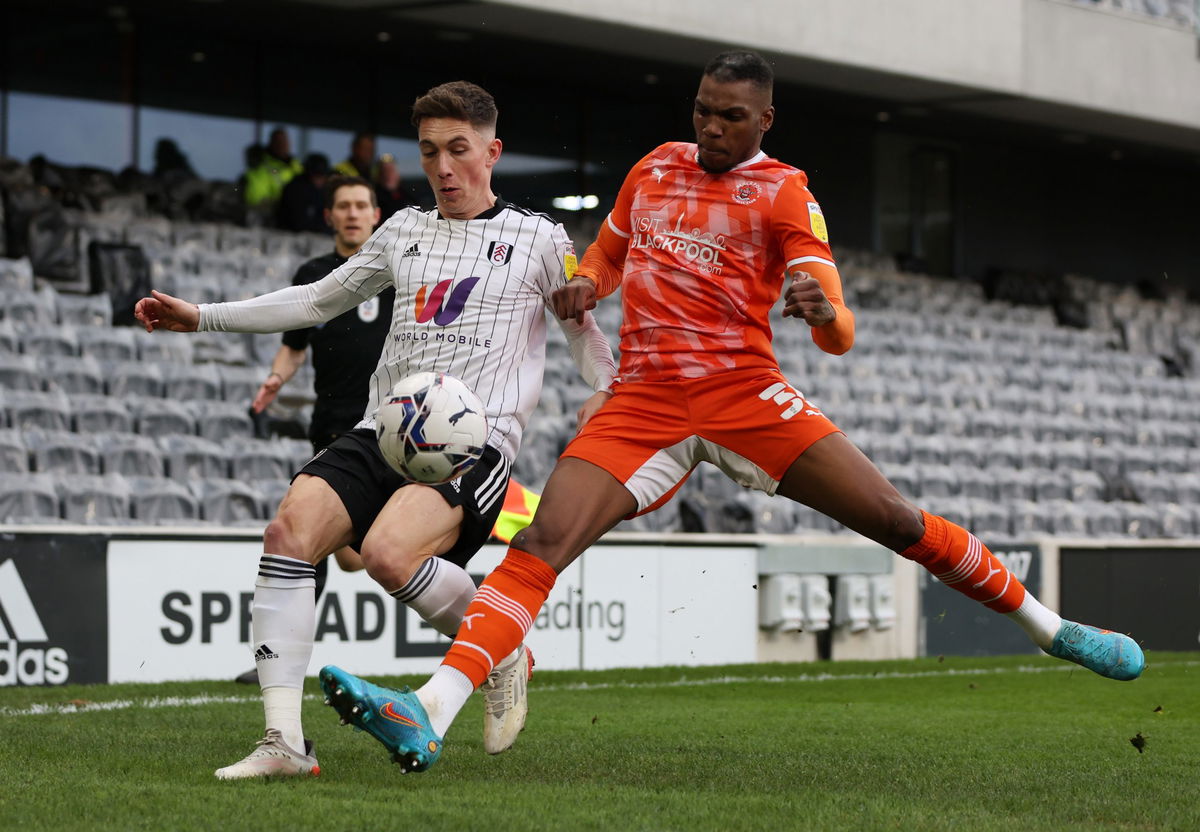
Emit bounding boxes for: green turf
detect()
[2,653,1197,832]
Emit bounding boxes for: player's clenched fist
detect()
[551,276,598,325]
[783,271,836,327]
[133,289,201,333]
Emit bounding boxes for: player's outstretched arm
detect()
[134,290,200,333]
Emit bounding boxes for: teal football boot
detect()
[1047,621,1145,681]
[320,665,443,773]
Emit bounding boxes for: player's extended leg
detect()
[322,457,636,772]
[776,432,1143,680]
[215,474,356,780]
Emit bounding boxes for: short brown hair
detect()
[411,81,498,131]
[324,175,377,210]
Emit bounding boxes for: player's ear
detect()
[486,137,503,168]
[324,208,333,229]
[761,104,775,134]
[372,206,382,226]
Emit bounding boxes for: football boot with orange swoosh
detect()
[319,665,443,773]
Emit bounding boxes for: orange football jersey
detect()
[587,141,846,382]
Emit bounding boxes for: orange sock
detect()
[442,548,557,688]
[902,510,1025,613]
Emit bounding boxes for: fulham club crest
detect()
[487,241,514,266]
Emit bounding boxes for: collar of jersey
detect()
[692,147,768,173]
[436,196,508,222]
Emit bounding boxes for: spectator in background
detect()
[244,127,304,213]
[278,153,332,233]
[333,131,376,179]
[152,138,196,180]
[374,152,416,217]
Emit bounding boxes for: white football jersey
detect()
[330,199,612,463]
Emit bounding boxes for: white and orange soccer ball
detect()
[375,372,488,484]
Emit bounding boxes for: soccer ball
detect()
[375,372,488,484]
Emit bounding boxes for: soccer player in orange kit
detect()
[318,51,1144,773]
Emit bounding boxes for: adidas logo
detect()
[254,643,280,662]
[0,559,69,685]
[402,242,422,258]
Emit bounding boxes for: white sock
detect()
[253,554,316,752]
[262,687,304,754]
[1005,592,1062,650]
[389,556,477,637]
[417,665,475,738]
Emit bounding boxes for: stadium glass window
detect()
[303,127,356,170]
[6,92,132,170]
[138,107,256,181]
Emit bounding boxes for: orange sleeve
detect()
[575,149,658,299]
[797,260,854,354]
[774,174,854,354]
[576,221,627,299]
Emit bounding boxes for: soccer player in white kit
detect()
[134,81,616,779]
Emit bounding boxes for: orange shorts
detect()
[561,367,840,515]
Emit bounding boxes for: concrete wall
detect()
[491,0,1200,138]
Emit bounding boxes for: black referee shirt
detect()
[282,251,395,434]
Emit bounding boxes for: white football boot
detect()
[214,729,320,780]
[482,644,534,754]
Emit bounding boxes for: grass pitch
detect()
[1,653,1197,832]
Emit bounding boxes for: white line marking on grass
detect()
[4,661,1195,718]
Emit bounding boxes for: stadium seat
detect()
[0,354,42,391]
[77,325,138,361]
[277,437,317,472]
[194,401,254,441]
[25,429,103,475]
[100,433,165,477]
[966,498,1010,538]
[1010,499,1054,536]
[125,218,173,251]
[72,395,133,434]
[0,286,57,325]
[107,360,164,398]
[220,365,267,404]
[56,293,113,327]
[0,320,18,355]
[0,429,29,472]
[1,389,71,431]
[253,478,290,517]
[128,477,200,523]
[189,478,265,525]
[39,355,104,395]
[917,464,961,498]
[158,435,230,480]
[0,472,60,522]
[163,362,222,401]
[1033,470,1072,502]
[226,437,294,481]
[217,225,262,254]
[21,324,80,357]
[0,257,34,292]
[958,469,997,501]
[131,398,195,436]
[56,473,132,524]
[1160,503,1197,538]
[908,435,949,466]
[134,329,194,363]
[173,329,240,365]
[161,274,222,308]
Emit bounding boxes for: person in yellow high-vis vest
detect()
[490,478,541,544]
